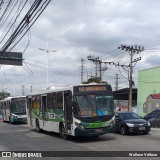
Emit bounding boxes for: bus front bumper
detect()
[12,117,27,123]
[75,125,115,137]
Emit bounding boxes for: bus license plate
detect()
[95,129,103,133]
[139,127,145,130]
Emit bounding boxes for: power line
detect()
[0,0,51,52]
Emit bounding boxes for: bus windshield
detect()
[11,100,26,115]
[74,94,114,116]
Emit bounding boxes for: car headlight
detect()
[75,122,84,130]
[148,121,151,126]
[126,123,134,127]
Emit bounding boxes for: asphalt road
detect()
[0,120,160,160]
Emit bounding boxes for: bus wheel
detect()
[59,124,68,140]
[35,120,42,133]
[2,116,5,122]
[9,117,13,124]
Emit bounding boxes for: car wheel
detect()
[144,131,149,135]
[120,126,127,135]
[93,135,99,138]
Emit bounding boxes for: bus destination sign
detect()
[78,86,107,92]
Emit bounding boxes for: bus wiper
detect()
[84,95,93,108]
[16,102,25,108]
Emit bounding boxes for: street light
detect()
[39,48,56,88]
[13,73,25,96]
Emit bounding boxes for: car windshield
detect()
[118,112,140,120]
[74,94,114,116]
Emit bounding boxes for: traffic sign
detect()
[0,52,23,66]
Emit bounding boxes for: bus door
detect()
[41,95,47,121]
[27,97,32,126]
[64,91,73,130]
[3,102,7,121]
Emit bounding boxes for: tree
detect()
[0,91,10,100]
[83,77,108,84]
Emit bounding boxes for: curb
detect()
[151,128,160,130]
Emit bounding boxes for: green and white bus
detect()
[26,84,115,139]
[1,96,27,123]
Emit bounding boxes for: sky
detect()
[1,0,160,96]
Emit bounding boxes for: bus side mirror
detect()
[115,117,120,121]
[71,101,78,113]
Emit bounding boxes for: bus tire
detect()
[35,120,42,133]
[59,123,68,140]
[9,117,13,124]
[2,116,5,122]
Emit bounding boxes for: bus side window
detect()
[52,93,56,109]
[32,96,35,109]
[37,96,41,109]
[47,93,52,110]
[57,92,63,109]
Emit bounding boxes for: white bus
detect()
[26,84,115,139]
[1,96,27,123]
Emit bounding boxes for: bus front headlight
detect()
[12,115,17,119]
[75,122,84,130]
[110,120,115,128]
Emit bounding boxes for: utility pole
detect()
[80,58,85,83]
[30,85,32,93]
[87,55,113,82]
[117,44,144,111]
[22,85,25,96]
[14,73,25,96]
[87,55,101,80]
[114,74,119,91]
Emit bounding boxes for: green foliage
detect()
[83,77,108,84]
[0,91,10,100]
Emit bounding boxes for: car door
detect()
[148,111,156,120]
[155,115,160,127]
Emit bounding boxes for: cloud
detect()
[1,0,160,95]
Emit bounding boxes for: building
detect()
[113,88,137,112]
[143,94,160,113]
[137,67,160,116]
